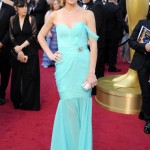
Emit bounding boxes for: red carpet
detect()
[0,50,150,150]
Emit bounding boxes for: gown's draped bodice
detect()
[55,22,98,100]
[56,22,98,52]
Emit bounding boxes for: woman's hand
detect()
[85,73,97,88]
[0,42,3,49]
[17,51,25,62]
[50,51,62,62]
[145,43,150,52]
[14,45,22,53]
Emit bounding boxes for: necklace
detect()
[63,6,79,16]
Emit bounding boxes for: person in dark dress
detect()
[9,0,40,110]
[0,0,15,105]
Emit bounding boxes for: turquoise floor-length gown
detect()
[50,22,98,150]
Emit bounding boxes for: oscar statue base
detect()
[95,75,142,114]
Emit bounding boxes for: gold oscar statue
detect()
[113,0,149,87]
[95,0,149,114]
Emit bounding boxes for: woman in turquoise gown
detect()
[38,0,98,149]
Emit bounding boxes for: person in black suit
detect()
[0,0,15,105]
[118,0,127,40]
[92,1,106,95]
[129,10,150,134]
[118,0,126,19]
[78,0,94,10]
[95,0,107,5]
[104,0,128,72]
[31,0,48,32]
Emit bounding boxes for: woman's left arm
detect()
[20,16,37,49]
[86,10,98,87]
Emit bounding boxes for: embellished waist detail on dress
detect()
[58,46,89,53]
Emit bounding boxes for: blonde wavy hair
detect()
[49,0,63,11]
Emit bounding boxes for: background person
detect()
[31,0,48,33]
[129,9,150,134]
[9,0,40,110]
[104,0,128,72]
[78,0,94,10]
[92,0,106,95]
[0,0,15,105]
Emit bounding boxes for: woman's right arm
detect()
[38,11,61,61]
[45,11,52,38]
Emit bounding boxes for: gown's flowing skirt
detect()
[50,49,92,150]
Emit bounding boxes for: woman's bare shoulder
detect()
[52,8,64,15]
[79,8,94,20]
[47,8,63,19]
[84,9,94,17]
[47,11,56,18]
[45,10,58,23]
[83,9,94,23]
